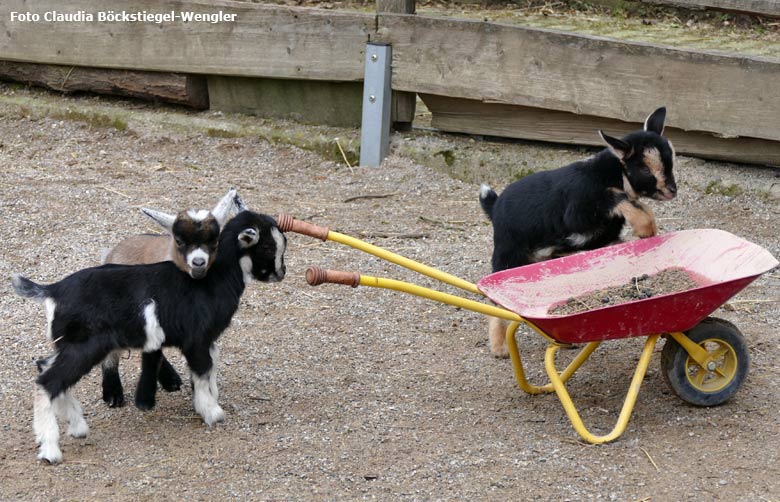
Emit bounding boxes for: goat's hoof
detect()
[202,406,225,426]
[135,397,156,411]
[103,392,126,408]
[489,344,510,359]
[67,421,89,439]
[159,373,183,393]
[38,446,63,465]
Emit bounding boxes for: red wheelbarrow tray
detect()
[477,228,779,345]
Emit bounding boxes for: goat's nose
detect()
[192,257,206,268]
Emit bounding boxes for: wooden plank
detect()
[378,14,780,143]
[376,0,416,128]
[637,0,780,18]
[421,94,780,167]
[0,0,372,81]
[0,62,208,108]
[208,76,362,127]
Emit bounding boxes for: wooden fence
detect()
[1,0,779,165]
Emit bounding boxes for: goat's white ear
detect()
[141,208,176,233]
[238,228,259,249]
[598,130,633,160]
[643,106,666,135]
[212,188,238,227]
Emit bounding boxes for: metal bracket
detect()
[359,43,392,167]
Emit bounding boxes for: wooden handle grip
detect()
[276,214,329,241]
[306,267,360,288]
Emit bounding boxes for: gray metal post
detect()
[359,43,392,167]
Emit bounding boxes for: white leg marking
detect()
[531,246,556,262]
[566,233,590,247]
[142,302,166,352]
[34,386,62,464]
[62,391,89,438]
[240,256,253,284]
[44,298,56,341]
[192,370,225,426]
[208,344,220,401]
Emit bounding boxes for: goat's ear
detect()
[212,188,238,227]
[643,107,666,135]
[598,130,633,160]
[141,208,176,233]
[238,227,259,249]
[232,192,248,215]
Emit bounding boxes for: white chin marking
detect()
[240,256,253,283]
[187,209,210,222]
[142,302,166,352]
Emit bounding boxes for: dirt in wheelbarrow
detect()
[549,268,700,316]
[1,84,779,501]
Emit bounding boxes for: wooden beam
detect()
[636,0,780,18]
[378,14,780,143]
[0,0,372,81]
[207,76,362,127]
[421,94,780,167]
[376,0,417,129]
[0,62,208,108]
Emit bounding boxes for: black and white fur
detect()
[479,107,676,357]
[12,210,286,464]
[100,189,246,410]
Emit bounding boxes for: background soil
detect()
[0,83,778,501]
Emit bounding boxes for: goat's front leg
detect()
[612,197,658,238]
[136,351,164,410]
[183,344,224,426]
[101,351,126,408]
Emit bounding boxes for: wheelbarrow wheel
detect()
[661,317,749,407]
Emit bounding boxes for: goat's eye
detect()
[174,238,185,247]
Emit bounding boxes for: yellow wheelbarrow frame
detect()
[278,214,732,444]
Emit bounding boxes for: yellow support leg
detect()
[506,320,600,395]
[545,334,660,444]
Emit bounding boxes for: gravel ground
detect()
[0,84,779,501]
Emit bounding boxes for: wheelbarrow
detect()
[277,215,778,443]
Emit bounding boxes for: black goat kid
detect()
[13,211,286,464]
[479,107,676,357]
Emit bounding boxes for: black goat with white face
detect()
[101,189,245,410]
[13,211,286,464]
[479,107,676,357]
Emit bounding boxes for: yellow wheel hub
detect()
[685,338,738,392]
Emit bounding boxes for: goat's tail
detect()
[479,184,498,220]
[11,274,47,301]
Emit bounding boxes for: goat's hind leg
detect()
[157,353,183,392]
[54,390,89,438]
[101,350,126,408]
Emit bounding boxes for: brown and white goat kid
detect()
[479,107,677,357]
[101,189,246,410]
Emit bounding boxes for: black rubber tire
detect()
[661,317,749,407]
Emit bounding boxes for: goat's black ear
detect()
[598,130,633,160]
[238,227,259,248]
[644,107,666,135]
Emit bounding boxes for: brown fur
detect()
[611,199,657,238]
[104,235,176,268]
